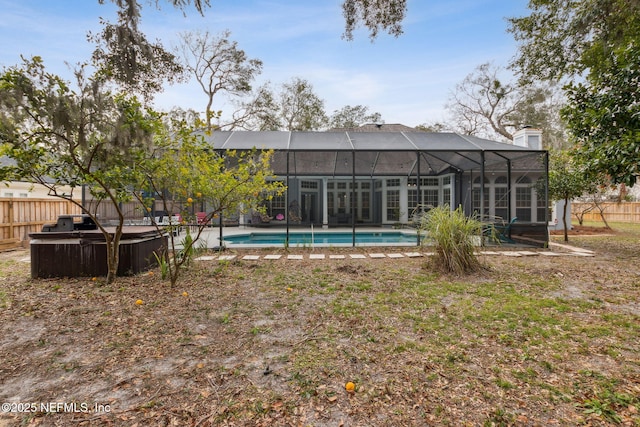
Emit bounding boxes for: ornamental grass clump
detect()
[420,205,483,274]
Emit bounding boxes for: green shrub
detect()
[419,205,483,274]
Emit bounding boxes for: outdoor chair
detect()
[288,200,302,223]
[493,217,517,243]
[288,210,302,223]
[196,212,210,226]
[169,214,183,235]
[251,212,272,226]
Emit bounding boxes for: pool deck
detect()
[179,226,593,259]
[174,225,549,251]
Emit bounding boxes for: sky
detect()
[0,0,530,128]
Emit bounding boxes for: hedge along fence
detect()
[0,198,81,246]
[572,202,640,223]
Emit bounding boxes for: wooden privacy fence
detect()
[1,197,183,250]
[0,198,81,247]
[572,202,640,223]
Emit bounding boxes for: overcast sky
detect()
[0,0,529,127]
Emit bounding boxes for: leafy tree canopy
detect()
[509,0,640,185]
[544,149,598,241]
[0,56,160,283]
[328,105,382,129]
[244,78,328,131]
[562,42,640,186]
[136,116,285,285]
[508,0,640,83]
[342,0,407,40]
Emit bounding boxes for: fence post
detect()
[8,199,14,240]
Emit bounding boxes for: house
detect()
[0,156,76,199]
[202,127,549,247]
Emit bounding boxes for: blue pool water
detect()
[222,231,421,246]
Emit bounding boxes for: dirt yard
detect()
[0,228,638,426]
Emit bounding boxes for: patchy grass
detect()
[0,232,639,426]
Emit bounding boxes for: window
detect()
[361,191,370,220]
[442,188,451,206]
[494,176,509,220]
[407,175,454,215]
[472,176,489,216]
[408,189,418,213]
[266,193,286,218]
[515,176,532,221]
[536,190,547,223]
[262,181,285,217]
[409,177,439,187]
[337,191,347,213]
[386,190,400,221]
[424,189,439,207]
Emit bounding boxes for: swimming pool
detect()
[222,230,422,247]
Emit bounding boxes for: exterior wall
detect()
[462,171,546,223]
[250,174,464,227]
[246,171,547,235]
[1,181,77,199]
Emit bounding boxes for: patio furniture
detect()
[251,212,272,226]
[288,210,302,223]
[196,212,210,225]
[490,217,517,243]
[41,214,96,232]
[329,213,350,224]
[288,200,302,223]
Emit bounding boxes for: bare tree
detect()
[446,62,568,149]
[446,63,527,141]
[178,30,263,131]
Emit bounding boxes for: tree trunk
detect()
[563,197,569,242]
[104,225,123,284]
[595,203,611,229]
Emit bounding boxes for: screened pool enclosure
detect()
[203,129,549,247]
